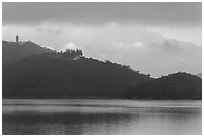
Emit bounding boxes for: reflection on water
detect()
[2,99,202,135]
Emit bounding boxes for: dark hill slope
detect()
[2,41,54,64]
[121,72,202,99]
[3,54,151,99]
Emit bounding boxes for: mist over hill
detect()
[2,40,202,99]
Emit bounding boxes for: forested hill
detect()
[3,53,152,99]
[2,40,201,99]
[2,41,54,64]
[121,72,202,100]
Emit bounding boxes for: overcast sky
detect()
[2,2,202,77]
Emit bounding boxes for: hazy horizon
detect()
[2,2,202,77]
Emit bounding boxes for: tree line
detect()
[58,49,83,58]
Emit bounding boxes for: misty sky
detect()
[2,2,202,77]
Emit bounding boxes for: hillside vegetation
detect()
[3,53,151,99]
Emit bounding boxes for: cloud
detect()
[3,2,201,26]
[64,42,82,50]
[147,26,202,45]
[133,42,144,48]
[2,22,201,77]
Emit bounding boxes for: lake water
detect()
[2,99,202,135]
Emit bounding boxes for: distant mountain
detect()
[197,73,202,78]
[2,41,55,64]
[3,53,151,99]
[121,72,202,99]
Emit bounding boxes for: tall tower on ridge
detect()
[16,35,19,43]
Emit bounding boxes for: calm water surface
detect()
[2,99,202,135]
